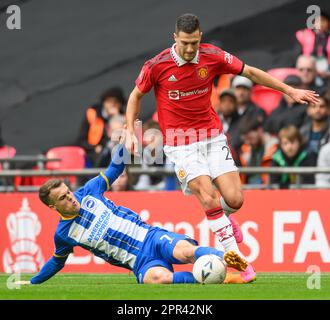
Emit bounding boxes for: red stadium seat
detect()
[251,85,283,115]
[0,145,16,159]
[22,168,45,187]
[267,68,299,81]
[45,146,86,170]
[0,145,16,170]
[0,145,20,188]
[31,146,86,186]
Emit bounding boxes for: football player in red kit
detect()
[125,13,319,283]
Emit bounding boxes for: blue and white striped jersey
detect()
[30,145,154,284]
[55,175,151,270]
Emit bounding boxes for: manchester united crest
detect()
[178,169,186,179]
[197,66,208,80]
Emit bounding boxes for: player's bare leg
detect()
[143,241,249,284]
[213,171,257,283]
[172,240,196,263]
[188,175,242,256]
[171,205,255,283]
[188,175,220,210]
[143,241,199,285]
[213,171,244,210]
[143,267,173,284]
[143,241,213,284]
[213,171,244,243]
[173,240,247,272]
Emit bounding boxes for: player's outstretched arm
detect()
[83,143,130,193]
[125,86,145,154]
[241,64,320,105]
[26,256,68,285]
[102,143,130,185]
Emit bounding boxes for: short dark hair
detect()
[100,87,126,106]
[39,179,63,206]
[321,11,330,22]
[284,75,302,87]
[219,89,237,101]
[175,13,200,34]
[239,116,263,135]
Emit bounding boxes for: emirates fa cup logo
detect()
[3,198,44,273]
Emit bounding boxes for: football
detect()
[192,254,227,284]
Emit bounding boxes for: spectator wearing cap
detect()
[232,75,267,124]
[76,87,126,167]
[295,11,330,78]
[265,75,307,134]
[239,116,278,184]
[296,55,326,92]
[300,91,330,158]
[217,89,242,159]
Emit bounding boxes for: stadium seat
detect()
[27,164,53,187]
[267,68,299,81]
[251,85,283,115]
[31,146,86,187]
[0,145,16,159]
[0,145,16,170]
[0,145,19,189]
[45,146,86,170]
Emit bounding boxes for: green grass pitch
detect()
[1,273,330,300]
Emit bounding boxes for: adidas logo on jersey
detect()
[168,75,177,82]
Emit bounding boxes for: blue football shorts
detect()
[133,227,198,284]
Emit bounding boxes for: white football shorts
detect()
[163,133,238,195]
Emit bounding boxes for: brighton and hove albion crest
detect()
[197,66,208,80]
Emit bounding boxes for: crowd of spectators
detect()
[70,72,329,190]
[222,76,330,189]
[2,12,330,191]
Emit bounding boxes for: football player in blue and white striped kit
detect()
[19,144,247,285]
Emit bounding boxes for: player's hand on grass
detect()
[14,280,31,285]
[287,88,320,105]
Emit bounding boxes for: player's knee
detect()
[182,245,196,262]
[173,240,195,263]
[224,191,244,210]
[148,269,173,284]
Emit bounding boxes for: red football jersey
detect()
[135,43,244,146]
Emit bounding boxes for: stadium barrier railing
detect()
[0,167,330,191]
